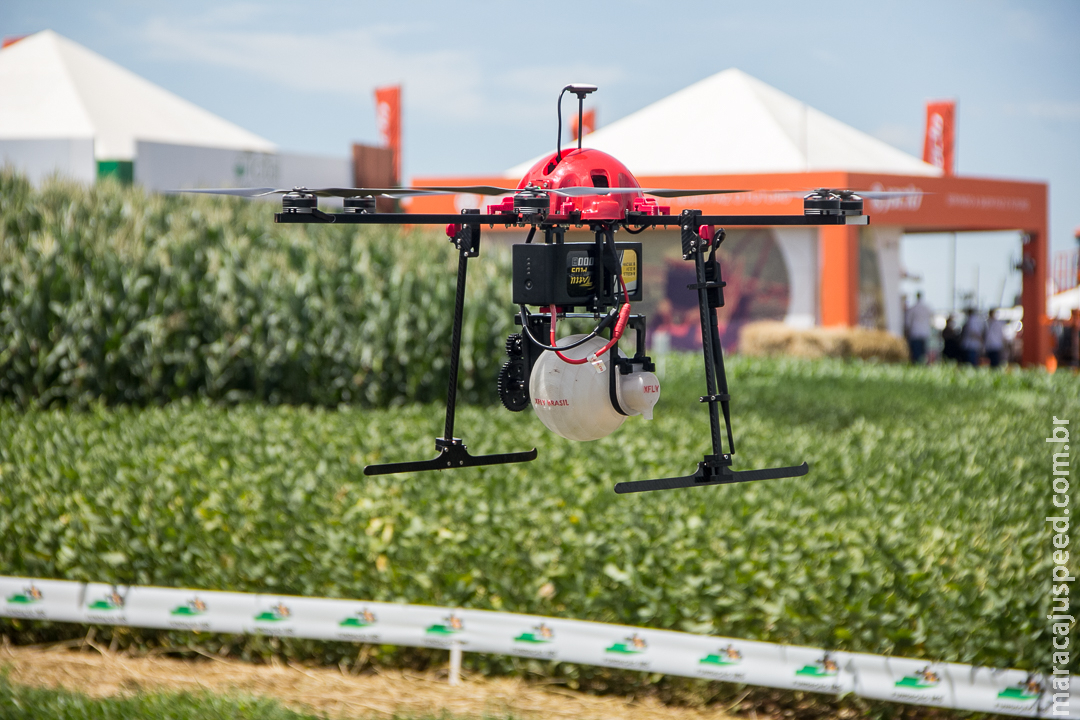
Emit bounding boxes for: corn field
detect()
[0,172,513,408]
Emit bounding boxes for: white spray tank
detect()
[529,334,660,441]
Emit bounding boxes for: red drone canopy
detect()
[488,148,668,221]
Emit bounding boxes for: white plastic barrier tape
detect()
[0,576,1075,718]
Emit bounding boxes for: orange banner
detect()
[570,109,596,141]
[374,85,401,184]
[922,100,955,176]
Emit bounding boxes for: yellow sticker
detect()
[621,250,638,290]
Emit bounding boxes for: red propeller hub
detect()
[488,148,667,222]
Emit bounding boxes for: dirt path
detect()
[0,641,740,720]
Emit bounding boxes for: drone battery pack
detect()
[512,242,641,307]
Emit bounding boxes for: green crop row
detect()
[2,356,1074,677]
[0,171,513,408]
[0,675,332,720]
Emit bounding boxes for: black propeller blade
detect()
[172,187,445,199]
[413,185,749,198]
[772,188,928,200]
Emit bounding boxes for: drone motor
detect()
[344,196,378,213]
[281,191,317,213]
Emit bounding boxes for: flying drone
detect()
[184,83,908,494]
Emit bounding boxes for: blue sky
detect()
[3,0,1078,312]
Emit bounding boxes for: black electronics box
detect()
[512,242,642,307]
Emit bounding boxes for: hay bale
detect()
[738,321,796,356]
[739,321,908,362]
[847,327,909,362]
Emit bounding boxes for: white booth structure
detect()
[0,30,349,192]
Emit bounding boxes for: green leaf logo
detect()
[700,644,742,666]
[87,591,124,611]
[605,633,647,654]
[425,613,463,635]
[339,608,376,628]
[513,623,554,644]
[894,667,941,689]
[6,585,43,605]
[795,655,838,677]
[170,598,207,616]
[254,602,291,622]
[997,677,1041,701]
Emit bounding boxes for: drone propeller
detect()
[558,186,748,199]
[173,187,443,199]
[176,187,282,197]
[771,188,927,200]
[414,185,748,199]
[178,185,918,203]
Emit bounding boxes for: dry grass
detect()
[739,322,908,362]
[0,641,739,720]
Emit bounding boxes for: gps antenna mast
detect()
[556,84,597,162]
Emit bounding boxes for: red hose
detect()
[551,276,631,365]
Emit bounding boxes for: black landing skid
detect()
[614,211,808,494]
[364,213,536,476]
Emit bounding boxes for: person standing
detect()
[941,315,962,362]
[960,308,986,366]
[905,292,933,364]
[984,308,1006,368]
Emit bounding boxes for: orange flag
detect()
[374,85,401,184]
[570,109,596,142]
[922,100,955,176]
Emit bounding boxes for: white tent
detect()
[506,69,939,335]
[0,30,275,161]
[0,30,347,191]
[508,68,941,178]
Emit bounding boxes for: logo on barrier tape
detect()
[700,644,742,666]
[87,591,124,612]
[791,653,843,692]
[604,633,650,669]
[4,584,46,619]
[997,676,1041,701]
[85,589,127,623]
[171,598,207,617]
[253,601,293,636]
[994,675,1043,712]
[894,667,941,690]
[169,596,210,630]
[697,643,747,681]
[423,613,465,648]
[795,655,838,678]
[254,602,291,622]
[606,633,647,655]
[514,623,554,644]
[337,607,380,642]
[340,608,376,629]
[890,665,946,704]
[426,614,463,636]
[513,623,557,659]
[6,584,42,605]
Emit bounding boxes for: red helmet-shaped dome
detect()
[516,148,649,222]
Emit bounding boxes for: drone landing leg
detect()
[614,216,807,494]
[365,217,537,476]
